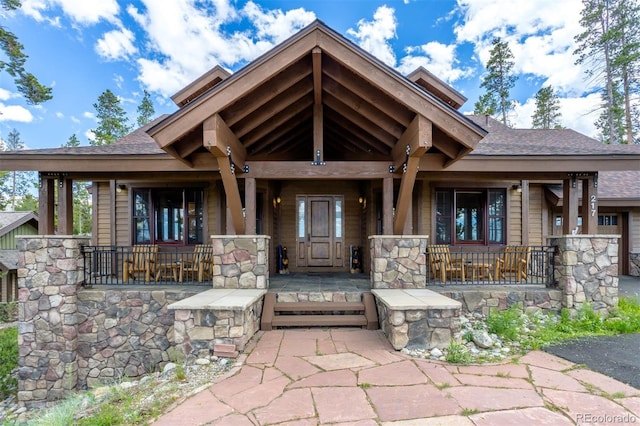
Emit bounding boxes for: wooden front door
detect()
[296,195,344,268]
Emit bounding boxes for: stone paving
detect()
[152,329,640,425]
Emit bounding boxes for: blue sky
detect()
[0,0,599,149]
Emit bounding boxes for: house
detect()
[0,20,639,277]
[0,211,38,301]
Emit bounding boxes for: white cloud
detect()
[398,41,474,82]
[347,5,398,67]
[242,1,315,44]
[95,28,137,61]
[0,88,16,101]
[454,0,590,96]
[83,111,95,120]
[22,0,120,25]
[0,104,34,122]
[70,115,80,124]
[55,111,64,118]
[85,129,95,142]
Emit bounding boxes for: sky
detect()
[0,0,602,150]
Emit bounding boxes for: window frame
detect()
[434,187,507,246]
[130,187,205,246]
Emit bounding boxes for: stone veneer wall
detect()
[630,251,640,277]
[375,303,461,350]
[436,287,563,315]
[369,236,428,289]
[549,235,619,315]
[17,236,90,409]
[77,288,199,389]
[172,300,263,356]
[211,235,270,289]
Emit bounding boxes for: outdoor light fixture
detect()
[273,195,281,209]
[511,184,522,193]
[358,196,367,209]
[116,184,126,193]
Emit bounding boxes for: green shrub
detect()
[486,305,523,341]
[0,302,17,323]
[0,326,18,398]
[445,342,473,364]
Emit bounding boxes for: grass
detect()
[445,341,473,365]
[0,327,17,399]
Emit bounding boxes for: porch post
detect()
[382,177,393,235]
[57,177,73,235]
[581,174,598,235]
[245,178,256,234]
[38,174,55,234]
[562,175,579,234]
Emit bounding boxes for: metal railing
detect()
[426,245,555,286]
[81,245,212,286]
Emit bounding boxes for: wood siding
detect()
[0,223,38,250]
[96,182,111,245]
[528,185,544,245]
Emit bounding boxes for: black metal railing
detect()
[426,245,555,286]
[81,245,212,286]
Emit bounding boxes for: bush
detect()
[0,302,17,323]
[0,326,18,398]
[486,305,523,341]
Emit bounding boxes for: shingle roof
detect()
[0,250,18,270]
[466,115,640,156]
[0,211,38,236]
[598,170,640,199]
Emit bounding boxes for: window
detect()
[131,188,204,245]
[435,188,506,245]
[598,215,618,226]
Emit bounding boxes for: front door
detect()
[297,195,344,268]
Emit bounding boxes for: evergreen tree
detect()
[474,38,518,125]
[136,90,155,127]
[91,89,131,145]
[0,0,52,104]
[473,93,497,117]
[62,134,92,235]
[532,86,563,129]
[0,129,35,210]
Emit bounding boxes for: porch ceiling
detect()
[148,22,486,169]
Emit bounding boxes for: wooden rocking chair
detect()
[179,244,214,282]
[123,245,158,282]
[494,246,531,283]
[427,244,466,282]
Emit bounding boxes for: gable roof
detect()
[147,20,486,166]
[406,67,466,110]
[0,211,38,238]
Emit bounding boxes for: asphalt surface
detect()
[543,275,640,389]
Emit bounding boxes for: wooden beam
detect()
[312,47,322,105]
[38,175,55,234]
[245,178,256,234]
[521,180,529,245]
[562,176,579,234]
[393,156,419,235]
[242,95,313,147]
[383,177,393,235]
[163,144,194,168]
[217,156,245,234]
[582,175,598,234]
[58,177,73,235]
[204,114,247,168]
[314,103,323,163]
[392,115,431,171]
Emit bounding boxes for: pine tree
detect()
[0,0,52,104]
[91,89,131,145]
[532,86,563,129]
[1,129,35,210]
[474,38,518,125]
[62,134,92,234]
[136,90,155,127]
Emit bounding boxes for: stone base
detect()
[372,289,461,350]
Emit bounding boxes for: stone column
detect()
[369,236,428,289]
[549,235,619,316]
[211,235,270,289]
[17,236,90,409]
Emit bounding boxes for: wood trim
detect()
[58,178,73,235]
[582,176,598,234]
[314,104,323,162]
[393,115,431,171]
[245,178,256,234]
[110,180,117,246]
[562,178,579,234]
[204,114,247,165]
[394,157,419,235]
[38,175,55,234]
[217,156,245,234]
[521,180,529,245]
[383,177,393,234]
[312,47,322,105]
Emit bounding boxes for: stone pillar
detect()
[211,235,270,289]
[549,235,619,316]
[369,235,428,289]
[16,236,90,409]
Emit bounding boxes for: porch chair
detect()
[427,244,466,283]
[179,244,214,283]
[122,244,158,282]
[494,246,531,283]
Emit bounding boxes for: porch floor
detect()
[268,272,371,293]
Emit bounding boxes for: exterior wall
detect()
[508,188,523,245]
[436,287,562,315]
[0,223,38,250]
[369,235,428,289]
[211,235,270,289]
[16,236,90,409]
[630,208,640,276]
[95,182,111,245]
[549,235,619,315]
[528,184,544,245]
